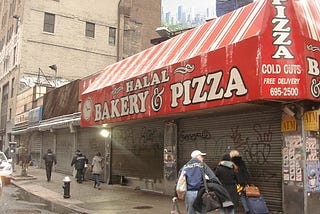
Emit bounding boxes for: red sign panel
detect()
[260,0,306,99]
[81,0,320,126]
[81,39,260,126]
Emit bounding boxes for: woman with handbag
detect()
[214,153,238,214]
[230,150,250,214]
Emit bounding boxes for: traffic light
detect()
[8,142,17,159]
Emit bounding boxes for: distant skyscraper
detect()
[178,5,183,22]
[165,12,171,23]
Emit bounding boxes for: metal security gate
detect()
[112,121,164,179]
[77,127,106,181]
[178,107,282,211]
[56,129,74,175]
[30,132,42,167]
[42,132,54,168]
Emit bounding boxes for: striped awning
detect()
[84,0,267,95]
[81,0,320,126]
[294,0,320,41]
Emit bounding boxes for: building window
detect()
[13,46,16,66]
[11,78,14,98]
[109,27,116,46]
[9,108,11,120]
[43,12,55,33]
[85,22,95,38]
[2,83,8,101]
[3,58,8,73]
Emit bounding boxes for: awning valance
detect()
[81,0,320,127]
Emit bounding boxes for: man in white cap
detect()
[173,150,219,214]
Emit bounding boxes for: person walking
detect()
[43,149,57,182]
[71,150,88,183]
[92,152,104,190]
[214,153,238,214]
[230,150,250,214]
[173,150,220,214]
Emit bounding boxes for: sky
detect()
[162,0,216,15]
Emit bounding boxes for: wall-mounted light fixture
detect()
[100,129,110,138]
[49,64,57,88]
[69,124,75,133]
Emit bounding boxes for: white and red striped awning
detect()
[294,0,320,41]
[83,0,267,95]
[81,0,320,126]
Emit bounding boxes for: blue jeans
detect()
[219,207,235,214]
[240,193,250,212]
[185,191,206,214]
[93,173,100,187]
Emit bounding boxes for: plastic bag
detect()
[176,171,187,199]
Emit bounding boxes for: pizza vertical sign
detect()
[260,0,306,99]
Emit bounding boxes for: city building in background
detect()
[161,0,216,30]
[161,0,253,31]
[0,0,160,152]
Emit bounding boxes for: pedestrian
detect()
[230,150,250,214]
[43,149,57,182]
[92,152,104,190]
[173,150,220,214]
[71,150,88,183]
[214,153,238,214]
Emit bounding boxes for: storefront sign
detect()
[80,0,320,126]
[261,0,305,99]
[304,110,319,131]
[86,61,252,125]
[15,112,29,125]
[281,116,297,132]
[28,106,43,123]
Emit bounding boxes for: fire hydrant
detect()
[62,176,71,198]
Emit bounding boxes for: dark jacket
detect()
[214,161,238,207]
[193,182,233,212]
[71,153,88,170]
[43,151,57,164]
[231,156,249,186]
[174,158,220,196]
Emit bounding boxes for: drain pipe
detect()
[117,0,124,62]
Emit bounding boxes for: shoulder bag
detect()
[245,184,261,197]
[201,167,220,211]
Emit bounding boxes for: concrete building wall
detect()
[121,0,161,59]
[0,0,161,150]
[20,0,119,80]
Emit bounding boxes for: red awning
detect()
[81,0,320,126]
[293,1,320,41]
[84,0,266,95]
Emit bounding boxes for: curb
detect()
[10,179,92,214]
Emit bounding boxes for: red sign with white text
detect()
[81,0,320,126]
[81,39,260,126]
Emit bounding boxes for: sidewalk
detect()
[10,166,245,214]
[10,165,189,214]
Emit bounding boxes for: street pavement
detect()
[10,165,189,214]
[9,166,247,214]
